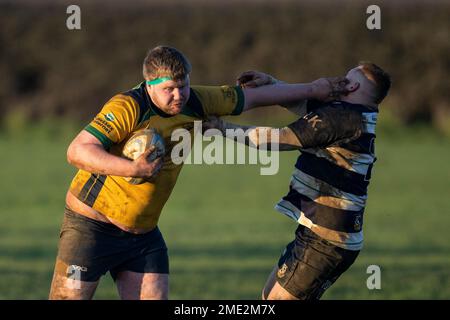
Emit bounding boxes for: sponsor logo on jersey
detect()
[105,112,115,122]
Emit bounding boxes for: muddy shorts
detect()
[54,207,169,282]
[276,225,359,300]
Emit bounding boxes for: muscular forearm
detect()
[220,122,258,148]
[243,83,315,111]
[270,79,306,110]
[67,143,136,177]
[216,122,301,151]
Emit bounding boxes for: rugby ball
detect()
[122,128,165,184]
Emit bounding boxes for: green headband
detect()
[146,77,172,85]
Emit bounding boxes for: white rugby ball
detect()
[122,128,165,184]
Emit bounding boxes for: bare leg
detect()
[262,264,298,300]
[115,271,168,300]
[262,265,278,299]
[49,259,99,300]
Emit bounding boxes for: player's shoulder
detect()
[190,84,222,90]
[303,101,374,124]
[103,83,148,116]
[190,84,242,106]
[186,85,244,118]
[118,82,149,108]
[190,84,240,95]
[311,100,377,113]
[294,100,368,131]
[106,93,139,107]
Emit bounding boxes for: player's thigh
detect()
[49,258,99,300]
[262,265,277,300]
[272,225,359,300]
[116,271,168,300]
[112,227,169,300]
[267,281,299,300]
[263,265,299,300]
[49,208,117,299]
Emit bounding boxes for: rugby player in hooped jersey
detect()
[49,45,350,300]
[204,63,391,300]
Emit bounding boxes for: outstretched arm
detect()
[237,71,304,111]
[203,117,302,151]
[239,71,348,112]
[242,82,315,112]
[204,101,364,152]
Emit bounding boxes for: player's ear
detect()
[146,83,155,95]
[345,81,360,93]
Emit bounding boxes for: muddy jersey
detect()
[69,82,244,229]
[275,100,378,250]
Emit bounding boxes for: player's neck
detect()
[340,94,377,109]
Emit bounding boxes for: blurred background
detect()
[0,0,449,299]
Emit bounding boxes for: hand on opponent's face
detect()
[311,76,350,101]
[236,70,350,101]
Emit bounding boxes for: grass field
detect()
[0,117,449,299]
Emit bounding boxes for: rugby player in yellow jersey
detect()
[49,45,348,300]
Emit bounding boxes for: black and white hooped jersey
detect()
[275,100,378,250]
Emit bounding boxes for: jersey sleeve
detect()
[190,85,245,117]
[84,94,140,149]
[288,104,363,149]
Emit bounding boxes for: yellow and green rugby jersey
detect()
[69,82,244,229]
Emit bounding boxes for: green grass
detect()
[0,119,449,299]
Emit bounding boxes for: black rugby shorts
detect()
[54,207,169,282]
[276,224,359,299]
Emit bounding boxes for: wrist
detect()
[269,76,278,85]
[127,159,140,177]
[220,121,229,135]
[308,82,319,99]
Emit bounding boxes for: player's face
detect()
[148,76,190,115]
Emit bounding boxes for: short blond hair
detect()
[143,46,192,81]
